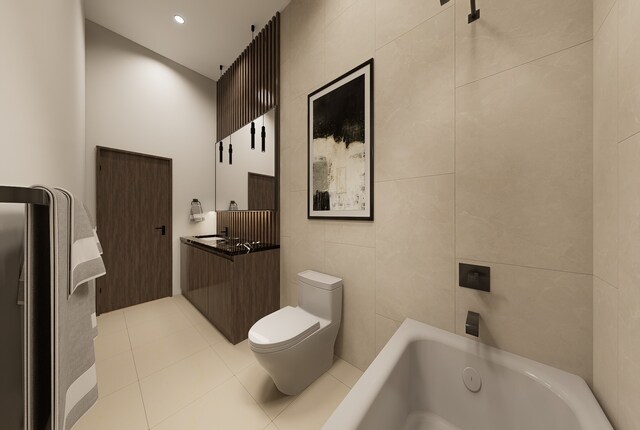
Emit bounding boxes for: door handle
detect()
[155,225,166,236]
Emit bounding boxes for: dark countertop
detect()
[181,235,280,257]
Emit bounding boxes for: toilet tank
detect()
[297,270,343,323]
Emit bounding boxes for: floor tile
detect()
[328,357,363,388]
[94,329,131,361]
[133,327,208,379]
[72,383,147,430]
[127,310,193,348]
[96,310,126,336]
[151,378,270,430]
[124,297,182,327]
[194,321,227,345]
[212,339,257,374]
[96,349,138,398]
[274,373,350,430]
[175,299,211,326]
[140,348,233,427]
[237,363,297,419]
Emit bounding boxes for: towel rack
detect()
[0,186,50,205]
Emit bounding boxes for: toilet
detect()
[248,270,343,395]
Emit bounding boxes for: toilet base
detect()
[252,325,338,395]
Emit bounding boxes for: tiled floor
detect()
[72,295,362,430]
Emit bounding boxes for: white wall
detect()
[0,0,86,194]
[85,21,217,296]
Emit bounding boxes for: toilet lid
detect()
[249,306,320,352]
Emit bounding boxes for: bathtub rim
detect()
[322,318,612,430]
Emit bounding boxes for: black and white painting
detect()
[308,59,373,220]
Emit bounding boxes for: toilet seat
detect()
[249,306,321,353]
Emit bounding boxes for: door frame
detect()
[96,146,173,314]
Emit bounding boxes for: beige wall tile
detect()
[281,0,326,99]
[456,43,593,274]
[617,133,640,429]
[594,0,616,35]
[375,0,452,48]
[325,243,376,370]
[375,8,455,182]
[594,3,619,287]
[618,0,640,141]
[456,260,593,381]
[456,0,592,86]
[376,175,455,331]
[325,220,375,248]
[593,277,619,426]
[375,314,402,354]
[325,0,375,80]
[286,190,325,285]
[325,0,360,25]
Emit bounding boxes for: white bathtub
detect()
[323,319,612,430]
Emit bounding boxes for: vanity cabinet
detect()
[180,240,279,344]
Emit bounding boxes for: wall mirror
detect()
[215,107,277,211]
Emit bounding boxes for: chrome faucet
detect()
[465,311,480,337]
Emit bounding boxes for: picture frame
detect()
[307,59,374,220]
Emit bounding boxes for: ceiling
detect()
[84,0,291,81]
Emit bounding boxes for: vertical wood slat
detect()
[215,211,278,244]
[216,13,279,140]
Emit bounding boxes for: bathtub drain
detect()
[462,367,482,393]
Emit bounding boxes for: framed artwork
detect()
[307,59,373,220]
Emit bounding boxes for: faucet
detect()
[221,226,229,238]
[465,311,480,337]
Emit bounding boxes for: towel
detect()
[31,186,105,430]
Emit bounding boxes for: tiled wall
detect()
[593,0,640,427]
[279,0,594,381]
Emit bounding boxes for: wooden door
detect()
[96,147,172,314]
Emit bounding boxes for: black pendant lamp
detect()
[250,122,256,150]
[261,125,266,152]
[228,140,233,165]
[218,141,223,163]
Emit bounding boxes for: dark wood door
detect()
[96,147,172,314]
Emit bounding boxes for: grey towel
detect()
[31,187,104,430]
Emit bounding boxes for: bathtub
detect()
[323,319,612,430]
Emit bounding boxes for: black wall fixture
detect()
[459,263,490,292]
[228,142,233,165]
[261,125,266,152]
[439,0,450,5]
[468,0,480,23]
[251,122,256,149]
[218,141,223,163]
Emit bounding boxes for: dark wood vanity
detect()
[180,237,279,344]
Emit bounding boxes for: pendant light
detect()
[218,141,223,163]
[261,115,266,152]
[228,136,233,165]
[250,122,256,150]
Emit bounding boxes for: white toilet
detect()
[248,270,343,395]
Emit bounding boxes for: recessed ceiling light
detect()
[174,15,185,24]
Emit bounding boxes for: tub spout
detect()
[465,311,480,337]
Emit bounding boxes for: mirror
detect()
[215,108,277,211]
